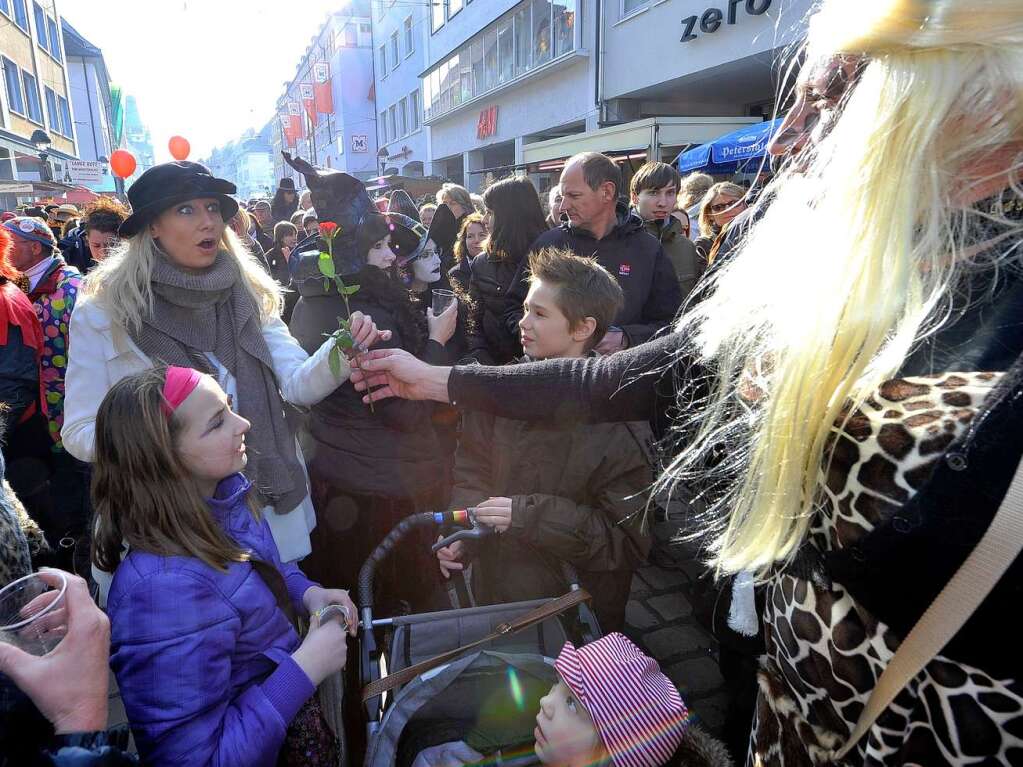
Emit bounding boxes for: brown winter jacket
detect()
[642,215,705,300]
[449,386,654,631]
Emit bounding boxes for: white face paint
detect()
[413,240,442,284]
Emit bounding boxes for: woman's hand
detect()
[474,497,513,533]
[347,311,393,355]
[302,586,357,637]
[0,570,111,734]
[436,537,466,580]
[291,611,349,686]
[349,348,452,403]
[427,301,458,346]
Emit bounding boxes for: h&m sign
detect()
[477,106,498,140]
[681,0,771,43]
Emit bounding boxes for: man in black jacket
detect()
[508,152,682,353]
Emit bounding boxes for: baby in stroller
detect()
[412,633,721,767]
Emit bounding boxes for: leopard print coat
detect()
[750,371,1023,766]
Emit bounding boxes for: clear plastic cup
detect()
[432,289,456,316]
[0,571,68,655]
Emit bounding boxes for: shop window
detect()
[470,38,484,97]
[458,45,472,102]
[532,0,552,67]
[446,53,461,108]
[22,70,42,124]
[483,27,498,92]
[2,58,24,115]
[553,0,576,57]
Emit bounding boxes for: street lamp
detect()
[31,129,52,182]
[377,146,388,178]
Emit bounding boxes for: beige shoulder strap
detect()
[835,456,1023,760]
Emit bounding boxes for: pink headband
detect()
[161,366,203,418]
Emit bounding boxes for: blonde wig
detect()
[666,0,1023,576]
[83,224,283,335]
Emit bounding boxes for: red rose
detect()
[318,222,340,236]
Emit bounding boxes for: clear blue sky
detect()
[59,0,353,161]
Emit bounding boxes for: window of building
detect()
[532,0,552,66]
[388,105,397,144]
[390,31,399,69]
[0,0,9,18]
[22,70,42,123]
[44,85,57,130]
[379,110,388,144]
[497,18,514,85]
[404,16,414,56]
[470,38,484,98]
[513,3,531,77]
[58,95,72,136]
[409,89,420,132]
[378,44,387,76]
[398,96,408,136]
[358,22,372,47]
[46,15,60,60]
[622,0,648,14]
[449,0,463,17]
[341,24,357,47]
[432,0,445,32]
[2,58,24,115]
[11,0,29,31]
[483,27,499,92]
[32,2,46,47]
[458,45,472,102]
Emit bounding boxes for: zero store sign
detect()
[681,0,772,43]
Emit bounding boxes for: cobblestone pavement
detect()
[623,538,730,738]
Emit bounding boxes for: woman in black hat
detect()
[286,167,450,608]
[271,177,300,225]
[62,161,389,575]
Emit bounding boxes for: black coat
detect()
[288,264,445,499]
[463,250,523,366]
[509,204,683,346]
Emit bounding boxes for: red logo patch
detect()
[619,264,631,277]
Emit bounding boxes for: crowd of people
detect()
[1,0,1022,765]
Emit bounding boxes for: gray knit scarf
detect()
[131,251,307,513]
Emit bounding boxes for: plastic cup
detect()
[0,571,68,655]
[432,289,456,316]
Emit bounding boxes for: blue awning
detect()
[675,118,782,174]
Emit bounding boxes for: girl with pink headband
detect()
[91,366,356,766]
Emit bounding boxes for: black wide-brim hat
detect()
[119,161,239,238]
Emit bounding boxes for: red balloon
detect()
[110,149,137,179]
[168,135,190,161]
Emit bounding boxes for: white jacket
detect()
[63,298,350,463]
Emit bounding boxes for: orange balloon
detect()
[168,135,190,161]
[110,149,137,179]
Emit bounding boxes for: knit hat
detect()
[554,633,689,767]
[2,217,58,251]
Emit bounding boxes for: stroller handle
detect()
[357,510,472,611]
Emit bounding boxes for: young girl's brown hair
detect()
[91,367,254,573]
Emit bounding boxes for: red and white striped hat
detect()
[554,633,689,767]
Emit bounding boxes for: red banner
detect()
[279,113,295,148]
[287,100,304,140]
[314,62,333,114]
[300,83,316,125]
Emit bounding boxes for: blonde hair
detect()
[678,172,714,210]
[666,0,1023,577]
[697,182,746,237]
[83,225,282,334]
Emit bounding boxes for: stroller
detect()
[354,509,603,766]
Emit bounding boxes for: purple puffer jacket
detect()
[107,474,320,767]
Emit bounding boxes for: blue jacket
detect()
[107,474,319,767]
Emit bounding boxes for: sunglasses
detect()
[709,199,743,214]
